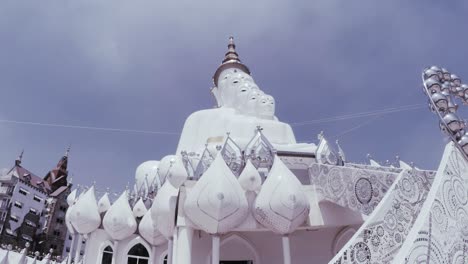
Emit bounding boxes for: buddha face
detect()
[243,89,263,116]
[257,93,275,119]
[235,76,257,109]
[217,69,257,108]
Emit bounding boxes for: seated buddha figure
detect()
[176,38,296,154]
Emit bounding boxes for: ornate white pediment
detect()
[102,191,137,240]
[150,181,178,239]
[238,159,262,192]
[69,186,101,234]
[254,156,310,234]
[97,193,111,214]
[138,209,166,246]
[184,155,249,234]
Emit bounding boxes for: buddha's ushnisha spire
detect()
[213,36,251,87]
[223,36,241,64]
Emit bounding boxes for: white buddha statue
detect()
[176,37,297,154]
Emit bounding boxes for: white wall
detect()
[190,227,351,264]
[84,229,168,264]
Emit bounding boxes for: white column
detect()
[112,241,119,264]
[212,235,220,264]
[152,246,157,264]
[167,239,173,264]
[73,234,83,264]
[67,234,76,264]
[172,228,179,264]
[282,235,291,264]
[176,226,193,264]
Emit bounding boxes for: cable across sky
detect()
[0,103,425,135]
[290,104,425,126]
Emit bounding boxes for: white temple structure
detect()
[42,38,468,264]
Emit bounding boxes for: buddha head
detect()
[257,93,275,119]
[242,89,263,116]
[212,37,253,109]
[214,69,257,109]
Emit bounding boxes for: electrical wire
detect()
[290,104,426,126]
[0,103,426,135]
[0,119,180,135]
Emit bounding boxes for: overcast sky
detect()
[1,0,468,193]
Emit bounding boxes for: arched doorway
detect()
[127,243,150,264]
[207,234,260,264]
[101,246,113,264]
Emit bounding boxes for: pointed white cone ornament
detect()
[66,189,77,206]
[19,242,29,264]
[238,160,262,192]
[159,155,188,188]
[31,252,39,264]
[184,154,249,234]
[369,159,380,167]
[0,246,10,264]
[98,193,111,214]
[102,191,137,240]
[65,204,75,234]
[399,160,413,170]
[43,249,53,264]
[133,198,148,218]
[150,181,178,239]
[69,186,101,234]
[254,156,310,235]
[138,208,166,246]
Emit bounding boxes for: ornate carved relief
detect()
[396,144,468,263]
[330,168,435,264]
[310,164,398,216]
[254,156,309,234]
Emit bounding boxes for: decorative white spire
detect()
[336,140,346,163]
[43,249,53,264]
[184,154,249,234]
[0,244,11,264]
[98,193,111,214]
[67,189,77,206]
[69,186,101,234]
[254,156,310,234]
[158,155,188,188]
[315,132,339,165]
[150,181,179,239]
[132,198,147,218]
[102,191,137,240]
[138,208,166,246]
[19,242,29,264]
[238,159,262,192]
[399,159,413,170]
[65,204,76,234]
